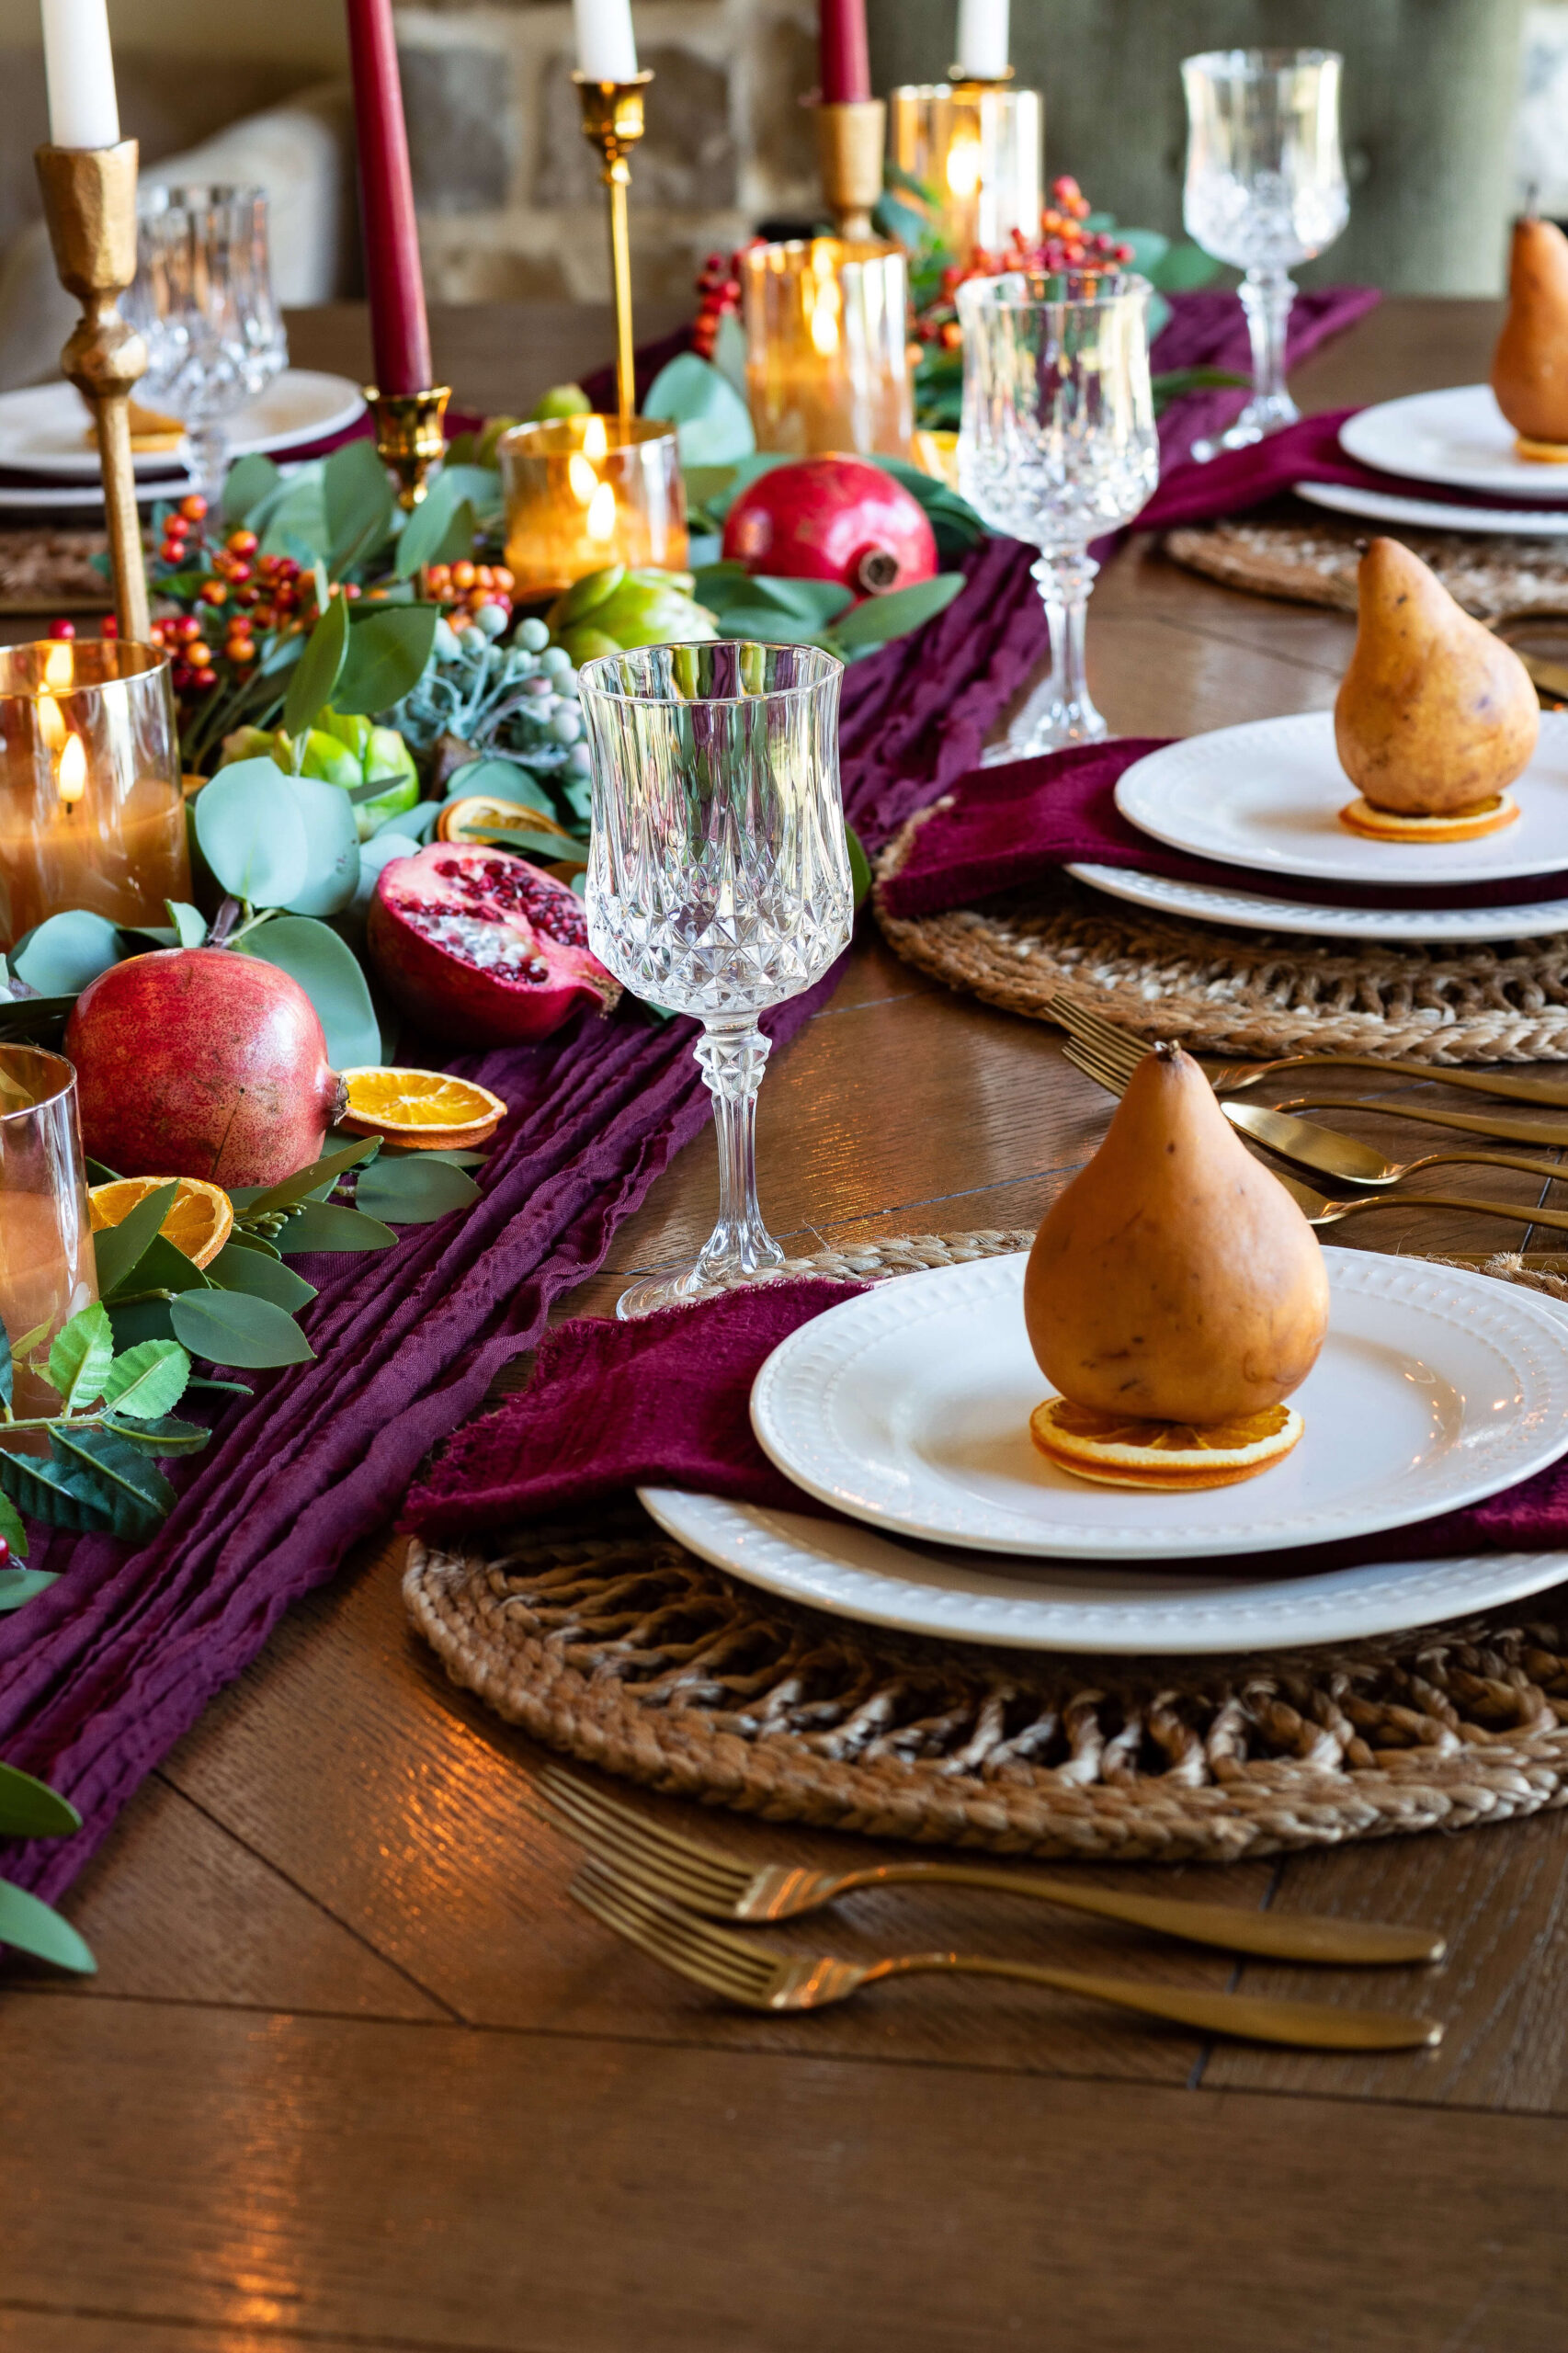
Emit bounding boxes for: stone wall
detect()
[394,2,821,307]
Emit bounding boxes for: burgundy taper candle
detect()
[345,0,432,395]
[819,0,871,103]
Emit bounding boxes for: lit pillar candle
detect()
[820,0,870,103]
[40,0,120,148]
[955,0,1009,78]
[0,1049,97,1427]
[574,0,639,84]
[346,0,433,398]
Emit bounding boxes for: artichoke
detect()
[546,565,719,670]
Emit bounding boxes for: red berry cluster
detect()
[913,176,1134,351]
[692,244,756,360]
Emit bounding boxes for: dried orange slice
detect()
[338,1066,506,1150]
[437,795,578,847]
[1338,792,1519,844]
[1029,1397,1302,1491]
[88,1175,233,1269]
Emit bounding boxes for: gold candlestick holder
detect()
[574,72,653,425]
[366,385,451,509]
[34,142,151,644]
[817,98,886,242]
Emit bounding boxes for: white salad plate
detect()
[743,1250,1568,1563]
[0,369,364,481]
[639,1488,1568,1655]
[1114,710,1568,888]
[1339,384,1568,501]
[1064,859,1568,943]
[1293,476,1568,538]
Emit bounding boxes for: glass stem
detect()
[187,421,229,506]
[693,1020,783,1283]
[1239,267,1298,418]
[994,550,1106,755]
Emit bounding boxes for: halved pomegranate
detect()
[367,844,620,1047]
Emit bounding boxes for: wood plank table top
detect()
[6,298,1567,2353]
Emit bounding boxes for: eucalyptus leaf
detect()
[428,497,478,571]
[0,1567,55,1610]
[224,1228,282,1257]
[279,773,361,918]
[165,900,209,949]
[357,1154,480,1222]
[275,1200,396,1254]
[205,1241,318,1311]
[99,1338,191,1420]
[169,1288,315,1369]
[223,450,280,525]
[0,1877,95,1973]
[47,1301,113,1412]
[283,590,351,743]
[335,604,440,716]
[84,1158,122,1186]
[118,1233,213,1299]
[717,609,828,646]
[50,1422,174,1529]
[0,1762,75,1838]
[93,1182,179,1299]
[324,438,396,572]
[195,758,311,906]
[10,909,123,997]
[830,573,964,648]
[243,915,381,1068]
[393,472,463,577]
[642,352,756,466]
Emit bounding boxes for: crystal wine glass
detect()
[577,641,854,1320]
[957,269,1159,756]
[127,185,289,502]
[1181,49,1349,461]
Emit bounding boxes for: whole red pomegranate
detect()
[66,948,343,1188]
[368,845,620,1047]
[722,458,937,597]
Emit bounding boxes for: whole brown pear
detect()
[1025,1043,1330,1425]
[1492,215,1568,445]
[1334,538,1539,814]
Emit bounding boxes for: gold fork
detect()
[536,1766,1443,1964]
[1062,1030,1568,1200]
[1278,1096,1568,1150]
[1049,989,1568,1109]
[568,1855,1442,2048]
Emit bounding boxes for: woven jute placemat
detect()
[872,813,1568,1063]
[1163,511,1568,621]
[405,1233,1568,1865]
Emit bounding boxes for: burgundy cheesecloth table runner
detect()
[0,285,1379,1914]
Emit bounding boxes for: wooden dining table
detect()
[4,295,1566,2353]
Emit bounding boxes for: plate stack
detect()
[1297,384,1568,540]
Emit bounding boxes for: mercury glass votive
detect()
[887,82,1044,259]
[498,415,688,600]
[0,640,187,949]
[0,1045,97,1427]
[742,238,913,458]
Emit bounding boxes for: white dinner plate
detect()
[0,476,194,514]
[0,369,364,481]
[746,1250,1568,1562]
[1294,476,1568,538]
[1064,859,1568,943]
[1339,385,1568,501]
[1114,710,1568,887]
[639,1487,1568,1654]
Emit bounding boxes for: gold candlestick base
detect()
[367,384,451,509]
[574,71,653,424]
[34,142,150,644]
[817,99,887,242]
[948,65,1017,85]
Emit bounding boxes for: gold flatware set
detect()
[539,1764,1445,2052]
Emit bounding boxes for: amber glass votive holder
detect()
[887,83,1044,261]
[742,238,913,459]
[498,415,688,600]
[0,1045,97,1427]
[0,640,187,950]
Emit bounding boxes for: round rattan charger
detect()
[406,1231,1568,1867]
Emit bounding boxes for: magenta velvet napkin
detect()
[404,1277,1568,1577]
[877,740,1568,922]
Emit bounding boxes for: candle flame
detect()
[36,692,65,753]
[810,296,840,356]
[586,481,618,541]
[807,241,841,356]
[57,733,86,808]
[947,136,983,199]
[568,452,601,506]
[43,642,74,690]
[582,415,609,460]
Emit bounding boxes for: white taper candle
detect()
[40,0,120,148]
[955,0,1009,79]
[573,0,639,84]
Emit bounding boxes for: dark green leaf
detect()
[357,1154,480,1222]
[231,1136,379,1215]
[205,1241,318,1310]
[93,1183,179,1299]
[84,1157,122,1186]
[0,1761,79,1837]
[393,473,461,577]
[276,1199,395,1254]
[830,573,965,649]
[225,1229,282,1258]
[0,1484,23,1553]
[460,824,588,865]
[105,1300,176,1352]
[428,497,478,570]
[169,1289,315,1369]
[99,1338,191,1420]
[324,438,396,572]
[717,609,829,646]
[223,450,281,524]
[334,605,439,717]
[195,759,311,906]
[119,1232,213,1298]
[0,1443,118,1535]
[0,1567,55,1610]
[10,909,123,997]
[283,591,352,742]
[185,1373,253,1396]
[242,915,381,1068]
[846,820,871,910]
[50,1422,174,1529]
[0,1877,96,1972]
[47,1301,114,1411]
[103,1412,210,1455]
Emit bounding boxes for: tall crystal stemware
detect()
[577,641,853,1320]
[957,269,1159,757]
[1181,48,1349,461]
[126,184,288,502]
